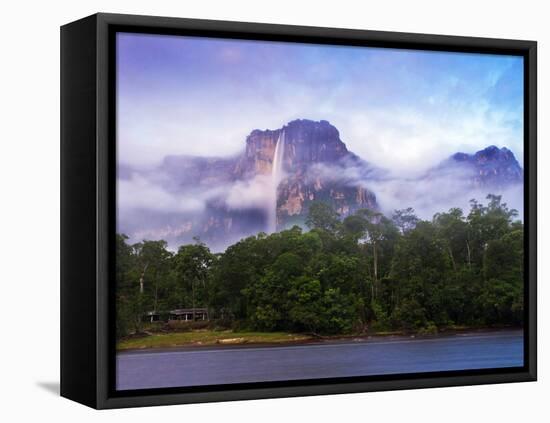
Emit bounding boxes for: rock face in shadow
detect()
[235,119,350,175]
[428,145,523,189]
[449,146,523,188]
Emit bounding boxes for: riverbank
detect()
[117,331,312,350]
[116,325,520,351]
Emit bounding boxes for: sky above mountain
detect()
[117,32,524,176]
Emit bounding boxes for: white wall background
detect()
[1,0,547,420]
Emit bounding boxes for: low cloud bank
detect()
[118,159,524,252]
[307,161,524,221]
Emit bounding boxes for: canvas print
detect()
[115,32,525,391]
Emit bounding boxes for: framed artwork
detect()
[61,13,537,409]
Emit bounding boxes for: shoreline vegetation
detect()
[116,324,522,351]
[116,195,524,350]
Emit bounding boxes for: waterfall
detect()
[268,130,286,233]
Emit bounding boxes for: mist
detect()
[306,160,524,222]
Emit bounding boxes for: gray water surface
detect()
[116,329,523,390]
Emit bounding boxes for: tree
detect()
[239,248,305,330]
[116,234,134,291]
[287,276,323,333]
[392,208,420,234]
[320,288,355,334]
[467,194,519,268]
[210,235,267,321]
[115,238,172,333]
[355,209,399,297]
[115,234,136,337]
[392,297,427,330]
[133,240,172,314]
[342,214,369,241]
[318,254,359,293]
[305,201,340,233]
[433,208,469,271]
[484,229,524,283]
[480,229,524,324]
[173,239,214,318]
[478,278,523,324]
[390,221,451,328]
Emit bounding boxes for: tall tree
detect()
[173,238,214,318]
[392,207,420,235]
[390,221,451,327]
[305,201,341,233]
[355,209,399,297]
[433,208,469,271]
[133,240,172,313]
[467,194,518,268]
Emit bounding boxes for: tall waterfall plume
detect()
[268,130,286,233]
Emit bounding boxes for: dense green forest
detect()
[116,194,524,339]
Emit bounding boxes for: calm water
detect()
[116,329,523,390]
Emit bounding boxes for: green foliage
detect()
[467,194,518,268]
[173,240,215,310]
[370,300,391,331]
[305,201,341,233]
[320,288,355,334]
[392,297,427,330]
[484,229,524,283]
[288,276,323,332]
[479,278,523,324]
[116,194,524,338]
[392,207,420,234]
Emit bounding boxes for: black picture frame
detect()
[61,12,537,409]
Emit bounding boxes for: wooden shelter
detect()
[169,308,209,321]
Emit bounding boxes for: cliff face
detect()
[450,146,523,187]
[280,119,349,165]
[237,119,377,229]
[235,129,279,177]
[235,119,350,177]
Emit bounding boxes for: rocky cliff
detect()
[238,119,377,229]
[429,145,523,189]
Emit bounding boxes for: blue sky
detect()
[117,32,524,176]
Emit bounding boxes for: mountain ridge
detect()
[428,144,523,188]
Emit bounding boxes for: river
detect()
[116,329,523,390]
